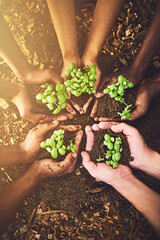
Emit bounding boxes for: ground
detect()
[0,0,160,239]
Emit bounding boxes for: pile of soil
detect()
[0,0,160,239]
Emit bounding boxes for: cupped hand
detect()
[81,151,132,185]
[90,69,139,120]
[11,82,74,124]
[130,74,160,120]
[21,68,63,85]
[33,127,83,179]
[82,122,132,185]
[20,120,59,163]
[110,122,153,170]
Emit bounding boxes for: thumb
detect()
[47,70,63,83]
[81,151,97,176]
[37,120,59,135]
[111,123,135,137]
[130,104,147,121]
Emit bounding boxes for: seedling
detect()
[103,75,134,118]
[36,82,69,114]
[118,104,132,119]
[40,129,76,159]
[96,133,122,168]
[64,63,97,97]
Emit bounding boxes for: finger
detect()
[95,92,105,98]
[61,152,77,174]
[129,104,147,121]
[85,125,92,135]
[74,130,83,157]
[48,70,63,83]
[81,151,97,176]
[95,76,110,98]
[98,117,121,122]
[83,96,94,114]
[85,131,94,151]
[99,121,119,129]
[111,122,136,137]
[92,124,100,131]
[38,113,69,123]
[66,101,77,115]
[85,126,94,151]
[36,120,59,134]
[90,99,98,118]
[58,124,82,131]
[94,73,101,91]
[69,99,83,114]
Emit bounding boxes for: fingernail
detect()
[52,120,58,125]
[72,152,77,158]
[111,125,116,130]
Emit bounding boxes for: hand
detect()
[92,122,160,179]
[33,127,83,179]
[110,122,155,170]
[91,69,140,121]
[81,123,132,185]
[20,68,63,85]
[130,74,160,120]
[20,121,59,163]
[21,67,77,116]
[11,82,73,124]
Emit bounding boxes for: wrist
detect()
[30,160,47,183]
[108,165,133,189]
[63,54,81,67]
[27,161,43,186]
[0,80,20,101]
[127,64,146,84]
[82,53,98,65]
[139,149,160,179]
[17,64,33,83]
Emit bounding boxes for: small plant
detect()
[64,63,97,97]
[36,82,69,114]
[103,75,134,118]
[118,104,132,119]
[96,133,122,168]
[40,129,76,159]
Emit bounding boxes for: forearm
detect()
[131,0,160,77]
[139,150,160,180]
[113,173,160,235]
[0,14,31,80]
[83,0,124,60]
[46,0,79,61]
[0,145,26,167]
[0,78,20,101]
[0,163,40,232]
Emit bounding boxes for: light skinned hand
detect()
[82,122,132,185]
[110,122,155,170]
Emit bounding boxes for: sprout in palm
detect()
[96,133,122,168]
[64,63,97,97]
[36,82,69,115]
[40,129,76,159]
[103,75,134,119]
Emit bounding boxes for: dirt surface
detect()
[0,0,160,239]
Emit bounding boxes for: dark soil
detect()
[0,0,160,240]
[89,129,133,167]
